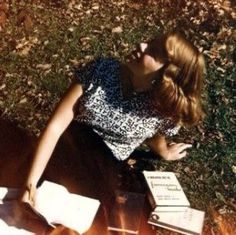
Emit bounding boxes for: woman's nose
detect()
[139,43,148,53]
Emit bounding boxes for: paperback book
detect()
[143,171,190,212]
[107,190,145,234]
[148,207,205,235]
[0,180,100,234]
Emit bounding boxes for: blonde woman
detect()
[20,32,205,206]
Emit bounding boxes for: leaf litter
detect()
[0,0,236,234]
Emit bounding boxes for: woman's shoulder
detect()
[76,57,120,73]
[75,57,120,87]
[94,57,120,72]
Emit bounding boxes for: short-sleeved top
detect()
[74,58,180,161]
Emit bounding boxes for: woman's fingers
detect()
[177,143,192,153]
[19,184,36,206]
[166,142,192,161]
[168,142,176,146]
[178,151,187,159]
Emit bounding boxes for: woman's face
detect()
[126,36,167,91]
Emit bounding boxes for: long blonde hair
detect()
[153,32,206,126]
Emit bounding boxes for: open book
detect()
[0,181,100,234]
[143,171,190,212]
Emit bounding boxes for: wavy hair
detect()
[153,32,206,126]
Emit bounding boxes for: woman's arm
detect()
[21,83,83,203]
[145,135,192,161]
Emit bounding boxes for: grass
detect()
[0,0,236,234]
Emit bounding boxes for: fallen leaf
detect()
[92,4,99,10]
[112,26,123,33]
[24,14,33,31]
[232,166,236,174]
[127,159,137,167]
[17,9,34,31]
[0,10,6,26]
[36,64,52,70]
[18,46,31,56]
[0,84,6,90]
[19,97,27,104]
[69,59,80,66]
[0,2,8,13]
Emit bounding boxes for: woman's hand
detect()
[145,135,192,161]
[14,184,37,222]
[19,184,37,206]
[161,142,192,161]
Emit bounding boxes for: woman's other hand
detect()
[162,142,192,161]
[19,184,37,206]
[145,135,192,161]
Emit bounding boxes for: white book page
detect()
[54,193,100,234]
[34,181,100,234]
[34,181,68,224]
[149,207,205,235]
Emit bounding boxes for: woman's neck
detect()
[120,63,161,96]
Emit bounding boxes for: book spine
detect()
[147,188,157,209]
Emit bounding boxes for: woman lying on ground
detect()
[19,31,205,206]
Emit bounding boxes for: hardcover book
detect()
[143,171,190,211]
[0,180,100,234]
[148,207,205,235]
[107,190,145,234]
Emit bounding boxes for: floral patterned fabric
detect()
[74,58,180,160]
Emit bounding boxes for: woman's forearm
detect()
[25,124,64,187]
[24,83,83,187]
[146,135,168,158]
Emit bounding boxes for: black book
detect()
[107,190,145,234]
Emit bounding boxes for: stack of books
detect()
[143,171,205,235]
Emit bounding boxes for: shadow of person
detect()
[0,202,48,234]
[0,119,116,234]
[0,118,155,235]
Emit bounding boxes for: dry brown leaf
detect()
[0,10,6,26]
[69,59,80,66]
[127,2,143,10]
[17,9,29,25]
[17,9,33,31]
[0,2,8,13]
[92,4,99,10]
[112,26,123,33]
[36,64,52,70]
[18,46,31,56]
[19,97,27,104]
[127,159,137,168]
[0,84,6,90]
[24,15,33,31]
[232,166,236,174]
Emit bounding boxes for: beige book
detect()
[143,171,190,211]
[148,207,205,235]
